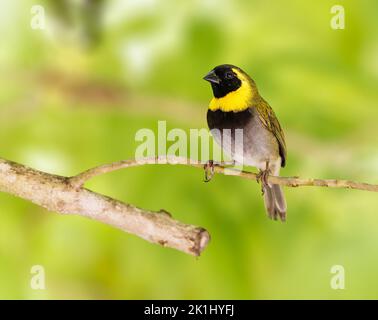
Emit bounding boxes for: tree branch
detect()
[1,156,377,259]
[0,158,210,257]
[69,156,378,193]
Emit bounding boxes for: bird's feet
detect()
[256,161,271,195]
[203,160,215,182]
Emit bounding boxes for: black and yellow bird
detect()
[204,64,287,221]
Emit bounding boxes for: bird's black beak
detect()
[203,70,220,84]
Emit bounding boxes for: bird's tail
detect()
[263,184,287,222]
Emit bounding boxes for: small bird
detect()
[203,64,287,221]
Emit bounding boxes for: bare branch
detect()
[69,156,378,193]
[1,155,377,258]
[0,158,210,257]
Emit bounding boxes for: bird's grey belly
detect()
[208,108,279,169]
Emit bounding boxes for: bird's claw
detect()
[257,162,271,195]
[204,160,215,182]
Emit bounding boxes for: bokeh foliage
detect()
[0,0,378,299]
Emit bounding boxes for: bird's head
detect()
[203,64,258,112]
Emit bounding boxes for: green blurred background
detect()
[1,0,378,299]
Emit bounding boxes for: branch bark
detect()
[0,158,210,256]
[70,156,378,193]
[1,156,377,258]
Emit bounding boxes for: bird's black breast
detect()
[207,108,283,167]
[207,109,252,131]
[207,109,253,161]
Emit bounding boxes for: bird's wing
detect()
[253,98,287,167]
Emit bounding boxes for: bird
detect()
[203,64,287,221]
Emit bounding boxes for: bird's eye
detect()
[225,72,234,79]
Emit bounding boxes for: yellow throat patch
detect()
[208,68,253,112]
